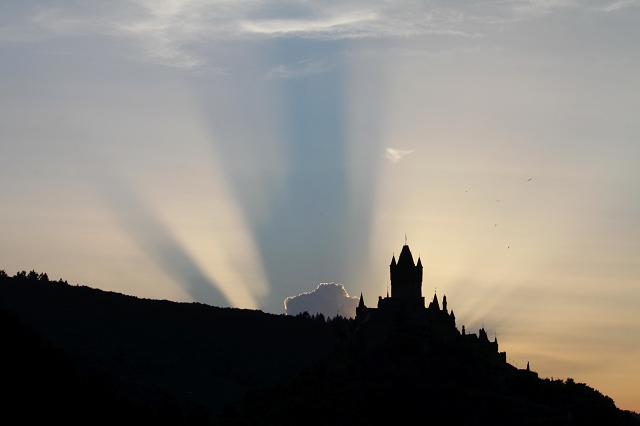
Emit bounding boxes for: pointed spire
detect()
[443,294,447,312]
[431,293,440,310]
[358,292,365,309]
[397,244,415,267]
[390,255,396,266]
[416,257,422,268]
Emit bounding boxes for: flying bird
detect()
[495,224,498,227]
[527,178,533,181]
[496,199,500,202]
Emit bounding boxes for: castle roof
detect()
[397,245,415,267]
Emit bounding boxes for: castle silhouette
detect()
[355,244,514,369]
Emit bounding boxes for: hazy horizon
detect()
[1,0,639,411]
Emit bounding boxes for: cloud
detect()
[595,0,639,12]
[0,1,587,69]
[266,60,332,80]
[284,283,359,318]
[384,148,414,163]
[240,11,379,36]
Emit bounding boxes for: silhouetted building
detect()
[355,244,508,367]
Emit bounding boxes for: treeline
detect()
[1,269,59,283]
[294,310,351,323]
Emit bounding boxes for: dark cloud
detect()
[284,283,359,318]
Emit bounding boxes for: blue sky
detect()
[1,0,640,410]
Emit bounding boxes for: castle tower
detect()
[389,245,423,299]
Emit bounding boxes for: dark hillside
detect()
[0,308,182,424]
[0,271,343,418]
[218,335,638,426]
[1,270,636,425]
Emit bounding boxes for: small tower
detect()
[428,293,440,310]
[356,293,366,316]
[390,245,423,299]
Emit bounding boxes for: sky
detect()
[1,0,639,411]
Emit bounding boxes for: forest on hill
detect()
[0,270,348,423]
[1,270,638,425]
[218,335,639,425]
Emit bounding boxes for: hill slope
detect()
[218,335,638,425]
[1,270,636,425]
[0,271,344,418]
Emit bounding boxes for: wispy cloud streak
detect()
[384,148,414,163]
[594,0,639,12]
[266,60,332,80]
[0,0,599,69]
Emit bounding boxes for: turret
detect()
[428,293,440,310]
[390,245,423,299]
[356,293,366,316]
[443,294,448,313]
[479,327,489,342]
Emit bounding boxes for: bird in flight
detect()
[527,178,533,181]
[496,199,500,202]
[508,246,510,249]
[495,224,498,227]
